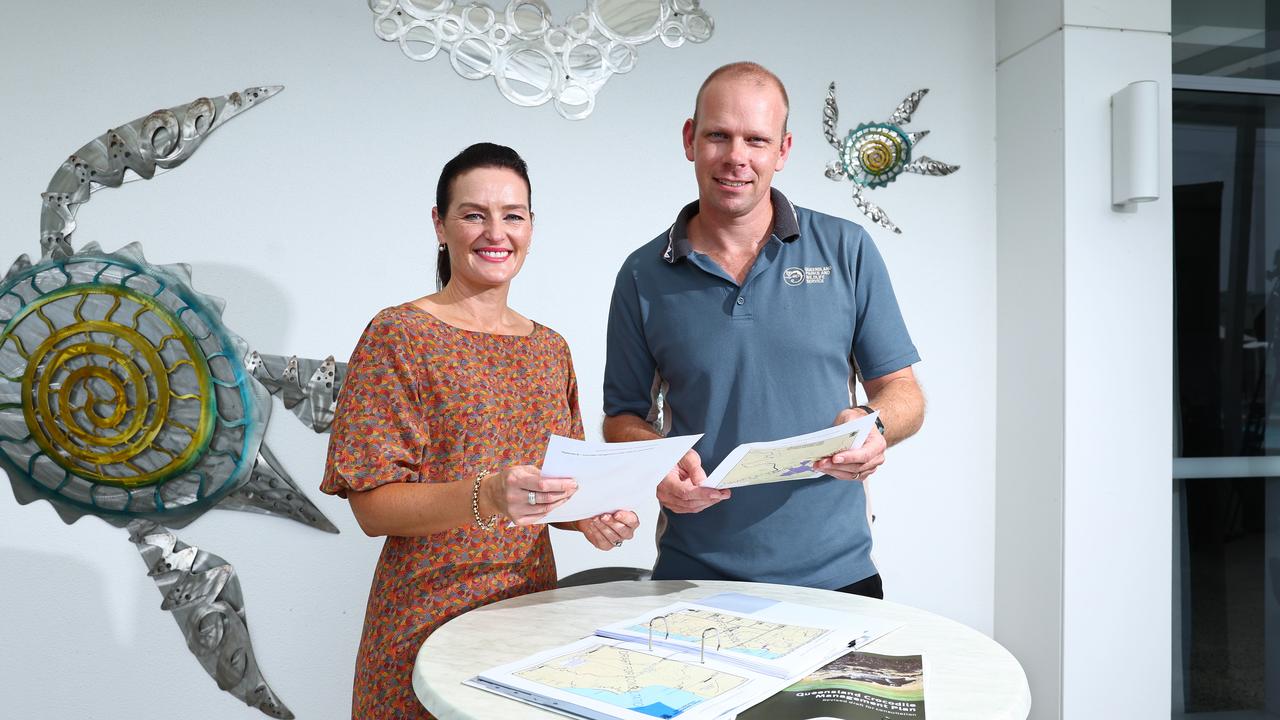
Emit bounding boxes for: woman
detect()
[321,142,639,720]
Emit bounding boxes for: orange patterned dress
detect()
[321,304,583,720]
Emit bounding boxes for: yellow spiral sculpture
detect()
[0,87,304,720]
[0,245,267,526]
[15,285,214,488]
[843,123,910,189]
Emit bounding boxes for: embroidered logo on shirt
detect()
[783,266,832,285]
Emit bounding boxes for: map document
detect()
[596,601,888,679]
[702,413,880,489]
[467,636,782,720]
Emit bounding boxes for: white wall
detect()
[1061,26,1172,720]
[995,25,1066,720]
[0,1,997,718]
[995,1,1173,718]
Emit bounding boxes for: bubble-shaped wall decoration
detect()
[368,0,714,119]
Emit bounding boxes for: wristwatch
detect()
[856,405,885,435]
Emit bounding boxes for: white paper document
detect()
[538,433,702,524]
[702,413,880,489]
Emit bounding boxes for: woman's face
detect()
[433,166,532,291]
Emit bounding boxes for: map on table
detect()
[513,643,748,718]
[628,608,829,660]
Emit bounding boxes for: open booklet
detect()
[468,595,902,720]
[736,650,927,720]
[595,600,896,679]
[467,636,782,720]
[702,412,880,489]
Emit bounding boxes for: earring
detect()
[438,244,446,252]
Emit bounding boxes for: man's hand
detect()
[603,415,729,513]
[656,449,729,513]
[813,408,886,481]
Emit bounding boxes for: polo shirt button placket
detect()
[736,296,745,306]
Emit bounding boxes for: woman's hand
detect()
[575,511,640,550]
[484,465,577,526]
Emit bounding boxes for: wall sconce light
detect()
[1111,80,1159,208]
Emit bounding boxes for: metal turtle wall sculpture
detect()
[823,81,960,234]
[0,86,349,718]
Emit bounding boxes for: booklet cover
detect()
[736,651,925,720]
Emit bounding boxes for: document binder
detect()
[466,595,903,720]
[597,601,881,678]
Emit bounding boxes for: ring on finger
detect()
[851,472,861,480]
[612,540,623,548]
[527,490,537,506]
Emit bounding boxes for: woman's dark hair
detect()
[434,142,533,290]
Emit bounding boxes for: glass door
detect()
[1173,2,1280,718]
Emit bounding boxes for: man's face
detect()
[683,76,792,221]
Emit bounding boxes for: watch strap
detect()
[856,405,885,435]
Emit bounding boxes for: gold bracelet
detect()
[471,473,500,531]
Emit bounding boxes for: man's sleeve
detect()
[603,263,659,419]
[850,227,921,380]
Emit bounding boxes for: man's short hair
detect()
[692,61,790,136]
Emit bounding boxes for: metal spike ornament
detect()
[823,82,960,234]
[129,521,293,718]
[40,87,280,260]
[0,87,349,718]
[246,351,348,434]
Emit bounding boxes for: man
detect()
[602,62,925,598]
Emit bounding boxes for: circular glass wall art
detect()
[368,0,715,119]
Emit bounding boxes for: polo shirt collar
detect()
[662,187,801,263]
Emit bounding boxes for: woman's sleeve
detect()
[564,341,585,442]
[320,312,431,498]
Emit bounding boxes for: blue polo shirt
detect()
[604,189,919,589]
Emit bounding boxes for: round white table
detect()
[413,580,1031,720]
